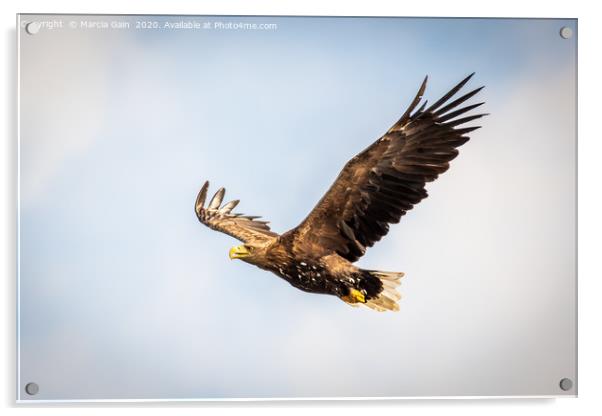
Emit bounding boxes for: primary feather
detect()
[195,181,277,243]
[288,73,486,262]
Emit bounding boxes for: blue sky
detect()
[19,15,576,400]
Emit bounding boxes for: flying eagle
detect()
[195,74,485,311]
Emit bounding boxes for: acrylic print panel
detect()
[17,15,577,401]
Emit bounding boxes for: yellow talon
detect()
[341,288,366,304]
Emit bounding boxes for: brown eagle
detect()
[195,74,485,311]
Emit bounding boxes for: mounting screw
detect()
[559,26,573,39]
[559,378,573,391]
[25,382,39,395]
[25,22,41,35]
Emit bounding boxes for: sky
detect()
[18,15,576,400]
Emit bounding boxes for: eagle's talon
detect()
[341,288,366,304]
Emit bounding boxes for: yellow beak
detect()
[229,245,250,260]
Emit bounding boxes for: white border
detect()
[15,395,577,404]
[15,13,21,406]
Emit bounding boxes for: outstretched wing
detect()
[288,73,486,262]
[195,181,278,243]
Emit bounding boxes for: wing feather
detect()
[195,181,278,243]
[287,74,486,261]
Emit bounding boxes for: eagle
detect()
[195,74,485,311]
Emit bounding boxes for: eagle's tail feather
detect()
[363,270,404,312]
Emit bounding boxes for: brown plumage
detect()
[195,73,486,311]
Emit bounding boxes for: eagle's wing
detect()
[289,73,486,262]
[195,181,278,243]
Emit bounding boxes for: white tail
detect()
[364,271,404,312]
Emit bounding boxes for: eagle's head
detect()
[229,243,266,265]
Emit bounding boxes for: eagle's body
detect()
[196,74,486,311]
[250,233,389,303]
